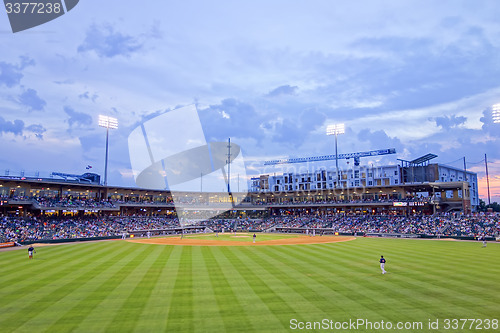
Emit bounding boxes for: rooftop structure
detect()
[251,160,479,213]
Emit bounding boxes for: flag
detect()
[86,165,92,170]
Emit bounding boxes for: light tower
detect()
[326,123,345,187]
[98,115,118,186]
[486,104,500,205]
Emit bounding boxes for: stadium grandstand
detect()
[0,164,498,245]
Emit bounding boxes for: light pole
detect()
[485,154,491,205]
[98,115,118,186]
[326,123,345,188]
[487,104,500,207]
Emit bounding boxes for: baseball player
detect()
[380,255,386,274]
[28,245,35,259]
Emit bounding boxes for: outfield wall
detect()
[19,236,120,245]
[13,228,497,246]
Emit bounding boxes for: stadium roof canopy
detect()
[410,153,438,165]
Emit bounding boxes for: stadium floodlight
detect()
[326,123,345,187]
[99,115,118,186]
[98,115,118,129]
[326,123,345,136]
[493,104,500,124]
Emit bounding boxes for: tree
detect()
[486,202,500,212]
[478,199,487,212]
[478,199,500,212]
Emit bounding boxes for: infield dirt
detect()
[127,235,356,246]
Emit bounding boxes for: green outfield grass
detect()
[0,237,499,332]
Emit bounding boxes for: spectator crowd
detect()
[1,213,498,243]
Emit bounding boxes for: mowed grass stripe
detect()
[258,245,383,317]
[0,244,116,296]
[165,246,194,332]
[70,244,158,333]
[104,245,171,332]
[220,246,307,330]
[356,238,500,277]
[238,247,330,318]
[209,246,285,332]
[270,244,430,322]
[0,242,87,271]
[255,246,351,315]
[0,242,111,297]
[290,242,464,317]
[341,237,499,268]
[191,247,226,332]
[375,241,500,316]
[0,242,127,290]
[201,246,253,332]
[0,242,120,328]
[312,239,500,310]
[133,245,183,333]
[40,242,142,331]
[43,243,164,332]
[15,242,139,333]
[293,240,498,319]
[390,263,500,316]
[268,244,411,320]
[0,242,115,290]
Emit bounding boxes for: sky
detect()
[0,0,500,202]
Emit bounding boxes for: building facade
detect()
[251,163,479,209]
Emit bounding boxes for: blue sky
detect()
[1,1,500,201]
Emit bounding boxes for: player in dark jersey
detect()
[28,245,35,259]
[380,255,386,274]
